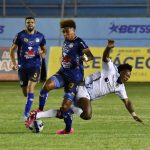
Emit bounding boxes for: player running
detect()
[10,16,46,120]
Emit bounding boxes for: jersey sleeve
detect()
[40,35,46,47]
[115,85,128,100]
[79,38,88,51]
[102,59,116,73]
[13,34,20,45]
[85,71,101,85]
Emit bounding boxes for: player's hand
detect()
[81,54,88,62]
[107,39,115,49]
[133,115,144,124]
[12,64,18,70]
[39,49,46,58]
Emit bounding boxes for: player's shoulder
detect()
[35,31,45,37]
[75,37,84,42]
[17,30,26,36]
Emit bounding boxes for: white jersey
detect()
[76,59,128,101]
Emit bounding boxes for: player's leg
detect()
[18,68,28,97]
[38,73,64,111]
[24,67,40,118]
[56,99,74,134]
[56,82,77,134]
[75,85,92,120]
[21,86,27,97]
[76,97,92,120]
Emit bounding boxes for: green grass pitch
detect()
[0,82,150,150]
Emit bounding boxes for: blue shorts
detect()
[49,73,81,101]
[18,67,40,87]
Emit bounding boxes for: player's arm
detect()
[103,39,114,62]
[9,43,18,70]
[39,45,46,58]
[122,98,143,124]
[81,48,94,62]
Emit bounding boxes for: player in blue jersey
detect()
[26,19,93,133]
[10,16,46,120]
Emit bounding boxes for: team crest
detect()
[69,43,74,48]
[35,38,40,42]
[24,38,28,42]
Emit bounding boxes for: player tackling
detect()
[26,40,143,134]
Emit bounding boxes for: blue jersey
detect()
[59,37,88,82]
[13,30,46,69]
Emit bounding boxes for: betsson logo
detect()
[109,22,150,34]
[0,25,5,34]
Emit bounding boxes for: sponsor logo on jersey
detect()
[24,38,28,42]
[24,47,36,59]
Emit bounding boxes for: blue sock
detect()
[39,89,48,111]
[24,93,34,117]
[63,109,73,132]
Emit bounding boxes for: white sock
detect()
[36,109,57,119]
[71,105,83,116]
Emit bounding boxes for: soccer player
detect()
[10,16,46,120]
[26,19,93,133]
[74,39,143,123]
[26,40,142,134]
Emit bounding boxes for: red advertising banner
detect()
[0,47,18,80]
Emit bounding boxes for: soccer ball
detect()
[29,120,44,133]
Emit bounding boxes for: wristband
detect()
[131,112,137,117]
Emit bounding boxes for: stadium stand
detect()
[0,0,150,17]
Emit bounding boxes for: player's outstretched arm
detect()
[9,44,18,70]
[103,39,115,62]
[122,98,143,124]
[81,48,94,62]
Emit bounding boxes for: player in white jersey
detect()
[75,39,142,123]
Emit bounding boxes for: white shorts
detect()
[76,86,91,101]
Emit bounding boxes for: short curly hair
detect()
[60,19,76,29]
[117,63,132,73]
[25,16,35,21]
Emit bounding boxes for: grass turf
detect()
[0,82,150,150]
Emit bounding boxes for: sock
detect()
[24,93,34,117]
[39,89,48,111]
[36,109,57,119]
[71,105,83,116]
[63,109,73,132]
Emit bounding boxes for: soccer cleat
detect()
[34,108,43,113]
[25,110,37,128]
[56,128,74,135]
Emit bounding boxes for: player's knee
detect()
[60,105,70,112]
[43,81,55,91]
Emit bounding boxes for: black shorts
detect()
[18,67,40,87]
